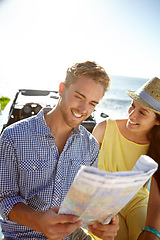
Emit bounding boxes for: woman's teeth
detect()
[130,120,137,125]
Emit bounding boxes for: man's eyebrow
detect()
[75,91,99,104]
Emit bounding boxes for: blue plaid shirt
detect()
[0,109,99,240]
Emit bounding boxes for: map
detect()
[59,155,158,228]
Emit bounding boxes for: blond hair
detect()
[64,61,110,96]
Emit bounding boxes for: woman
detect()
[90,77,160,240]
[136,80,160,238]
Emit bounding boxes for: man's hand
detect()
[9,203,82,240]
[88,215,119,240]
[35,206,82,240]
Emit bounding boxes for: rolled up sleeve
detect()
[0,130,27,221]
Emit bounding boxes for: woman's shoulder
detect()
[116,119,127,130]
[92,118,116,146]
[93,118,120,133]
[92,120,107,146]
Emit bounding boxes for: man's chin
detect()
[67,119,84,129]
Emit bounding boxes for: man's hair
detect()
[64,61,110,96]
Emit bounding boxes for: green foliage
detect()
[0,96,10,110]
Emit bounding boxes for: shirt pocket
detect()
[19,159,54,201]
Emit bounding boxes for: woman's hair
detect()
[64,61,110,96]
[147,113,160,190]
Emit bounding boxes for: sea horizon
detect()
[0,75,148,121]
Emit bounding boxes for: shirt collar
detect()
[35,108,52,136]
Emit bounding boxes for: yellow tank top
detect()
[87,119,149,240]
[98,119,149,172]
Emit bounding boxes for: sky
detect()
[0,0,160,97]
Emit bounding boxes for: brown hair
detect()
[64,61,110,96]
[147,113,160,190]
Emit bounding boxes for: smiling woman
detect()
[125,100,159,144]
[89,77,160,240]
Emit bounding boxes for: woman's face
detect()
[126,100,160,134]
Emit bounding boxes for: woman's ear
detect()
[59,82,65,97]
[155,120,160,126]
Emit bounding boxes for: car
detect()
[0,89,106,134]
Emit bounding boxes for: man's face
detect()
[59,76,104,128]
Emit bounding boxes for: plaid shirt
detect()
[0,109,99,240]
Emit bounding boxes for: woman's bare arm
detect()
[137,177,160,240]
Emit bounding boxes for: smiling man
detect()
[0,61,119,240]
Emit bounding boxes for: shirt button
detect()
[55,197,58,201]
[57,179,60,182]
[59,161,61,163]
[51,145,55,148]
[32,166,36,170]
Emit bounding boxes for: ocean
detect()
[95,75,148,122]
[0,75,148,238]
[0,75,148,121]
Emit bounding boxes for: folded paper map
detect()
[59,155,158,228]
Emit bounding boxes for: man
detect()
[0,61,119,240]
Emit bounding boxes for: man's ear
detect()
[59,82,65,97]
